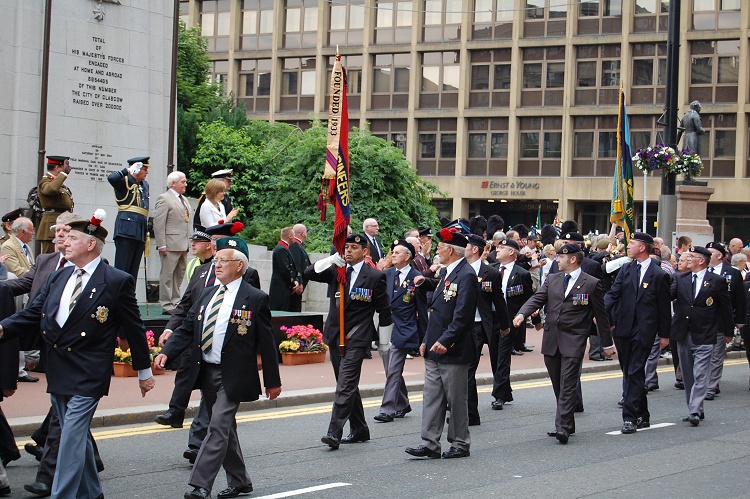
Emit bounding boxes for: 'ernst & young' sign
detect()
[480,180,541,197]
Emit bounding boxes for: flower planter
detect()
[112,362,137,377]
[281,351,326,366]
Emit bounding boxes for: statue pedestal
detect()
[675,184,714,246]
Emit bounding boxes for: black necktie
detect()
[636,263,642,285]
[708,267,715,274]
[394,272,401,291]
[692,274,698,298]
[563,273,571,295]
[57,257,67,270]
[499,265,506,279]
[346,265,354,287]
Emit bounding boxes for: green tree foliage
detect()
[176,21,221,115]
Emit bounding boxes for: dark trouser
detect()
[491,327,516,402]
[167,351,194,420]
[468,322,490,423]
[31,408,52,447]
[188,399,209,451]
[114,237,145,281]
[328,345,368,439]
[289,293,302,312]
[513,323,527,351]
[0,407,20,465]
[544,351,583,435]
[670,338,682,381]
[614,334,651,423]
[379,347,410,415]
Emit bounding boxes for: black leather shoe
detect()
[341,433,370,444]
[617,398,624,407]
[491,400,504,410]
[621,421,637,434]
[574,405,584,413]
[520,346,534,352]
[17,374,39,382]
[24,481,52,497]
[636,418,650,429]
[674,380,685,390]
[589,355,605,361]
[374,413,394,423]
[217,484,253,498]
[364,350,373,359]
[0,486,10,497]
[469,419,481,426]
[442,447,470,459]
[555,431,569,444]
[155,411,184,428]
[394,406,412,418]
[685,413,701,426]
[646,385,659,392]
[321,434,340,449]
[183,448,198,464]
[511,349,524,356]
[25,442,43,461]
[405,445,441,459]
[1,453,20,467]
[705,393,715,400]
[184,487,211,499]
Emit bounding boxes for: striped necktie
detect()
[23,244,33,265]
[200,285,226,353]
[206,263,216,287]
[69,269,84,313]
[57,257,67,270]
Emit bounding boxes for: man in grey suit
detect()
[513,244,612,444]
[155,237,281,499]
[670,246,733,426]
[405,228,478,459]
[153,171,192,314]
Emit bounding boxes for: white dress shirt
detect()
[635,257,651,284]
[347,260,365,293]
[56,257,101,327]
[563,267,582,298]
[692,268,708,298]
[202,276,242,364]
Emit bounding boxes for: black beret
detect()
[2,208,24,223]
[557,243,584,255]
[631,232,654,245]
[346,233,369,247]
[418,228,433,238]
[499,239,520,251]
[437,228,468,248]
[391,239,415,257]
[689,246,712,261]
[705,242,726,256]
[562,232,584,242]
[466,234,487,247]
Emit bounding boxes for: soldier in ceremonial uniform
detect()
[107,156,150,281]
[37,156,74,254]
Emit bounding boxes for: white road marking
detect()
[606,422,676,435]
[254,482,351,498]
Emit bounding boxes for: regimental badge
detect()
[706,296,714,307]
[403,286,415,303]
[443,283,458,301]
[642,282,649,289]
[571,294,589,306]
[401,278,411,289]
[238,324,247,335]
[95,306,109,323]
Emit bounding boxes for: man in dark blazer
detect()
[155,236,281,499]
[304,234,392,449]
[704,242,746,400]
[513,244,612,444]
[405,228,477,459]
[671,246,733,426]
[490,238,539,408]
[464,234,510,424]
[0,284,20,471]
[740,280,750,389]
[289,224,312,312]
[374,240,427,422]
[269,227,302,311]
[363,218,384,265]
[154,221,260,464]
[605,232,671,434]
[0,213,155,498]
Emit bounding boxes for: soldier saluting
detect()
[38,155,74,254]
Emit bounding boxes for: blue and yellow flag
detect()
[610,89,634,243]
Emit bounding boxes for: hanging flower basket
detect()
[633,145,703,178]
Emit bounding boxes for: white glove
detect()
[127,162,143,176]
[604,256,629,274]
[314,253,346,273]
[378,324,393,354]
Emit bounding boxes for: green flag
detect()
[610,89,634,243]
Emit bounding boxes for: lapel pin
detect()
[89,288,97,299]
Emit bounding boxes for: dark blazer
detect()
[605,260,672,347]
[384,265,427,349]
[304,262,392,347]
[107,169,149,242]
[493,262,539,330]
[162,280,281,403]
[717,263,746,325]
[366,235,384,264]
[476,261,510,333]
[166,260,260,331]
[517,271,611,358]
[420,258,479,364]
[290,240,311,286]
[740,281,750,342]
[0,285,18,401]
[670,271,734,345]
[0,261,151,398]
[269,243,300,311]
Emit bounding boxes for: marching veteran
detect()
[37,155,74,254]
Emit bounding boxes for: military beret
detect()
[562,232,584,242]
[631,232,654,245]
[68,209,108,242]
[127,156,150,166]
[557,243,584,255]
[705,241,726,256]
[437,228,468,248]
[205,221,245,237]
[47,155,69,165]
[346,233,368,247]
[216,236,248,258]
[191,225,211,242]
[418,228,433,238]
[689,246,712,261]
[441,218,470,234]
[2,208,24,223]
[391,239,415,257]
[466,234,487,248]
[212,169,234,179]
[499,239,521,251]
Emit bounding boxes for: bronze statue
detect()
[680,101,705,155]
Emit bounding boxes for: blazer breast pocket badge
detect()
[350,287,373,302]
[94,306,108,323]
[507,284,523,297]
[571,293,589,306]
[443,282,458,301]
[706,296,714,307]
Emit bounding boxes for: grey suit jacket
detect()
[153,190,191,252]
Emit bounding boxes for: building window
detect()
[241,0,274,50]
[280,57,316,112]
[518,117,562,176]
[179,1,189,25]
[521,47,565,107]
[417,119,457,176]
[372,54,410,110]
[689,39,739,104]
[631,43,667,105]
[375,0,413,44]
[238,59,272,113]
[574,45,621,106]
[422,0,462,42]
[329,0,364,47]
[571,115,618,177]
[325,56,362,111]
[524,0,567,38]
[578,0,622,35]
[472,0,514,39]
[201,0,231,52]
[698,114,736,177]
[420,52,460,109]
[210,60,229,95]
[469,49,512,108]
[692,0,740,31]
[466,118,509,176]
[629,115,660,155]
[369,119,408,155]
[283,0,318,49]
[633,0,669,33]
